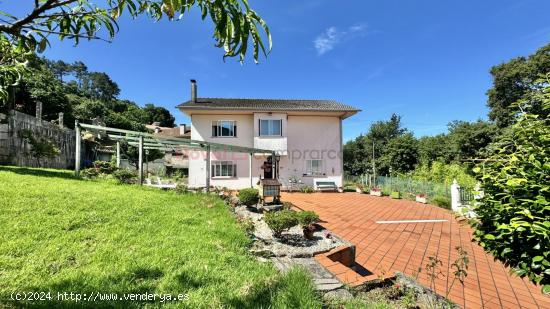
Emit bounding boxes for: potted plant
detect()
[370,187,382,196]
[297,211,320,240]
[416,193,427,204]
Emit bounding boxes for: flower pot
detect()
[303,226,316,240]
[370,190,382,197]
[416,196,427,204]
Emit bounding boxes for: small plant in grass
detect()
[238,218,255,236]
[175,183,189,194]
[238,188,259,206]
[390,191,401,199]
[264,210,298,238]
[300,186,314,193]
[113,169,137,184]
[297,211,319,239]
[430,196,451,209]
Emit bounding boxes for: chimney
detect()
[179,124,187,135]
[190,79,197,103]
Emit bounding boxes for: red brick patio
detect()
[282,192,550,309]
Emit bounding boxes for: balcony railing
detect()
[254,136,288,155]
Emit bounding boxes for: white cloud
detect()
[313,23,368,55]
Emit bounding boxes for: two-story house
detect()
[177,80,360,190]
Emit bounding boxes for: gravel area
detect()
[234,206,346,258]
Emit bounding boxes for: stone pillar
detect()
[138,136,144,185]
[451,179,461,211]
[58,112,64,128]
[36,101,42,120]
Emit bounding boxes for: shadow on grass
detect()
[0,166,79,180]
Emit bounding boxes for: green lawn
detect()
[0,166,320,308]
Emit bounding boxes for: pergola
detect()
[75,121,277,190]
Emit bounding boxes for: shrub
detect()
[81,167,100,179]
[113,169,137,184]
[175,183,189,195]
[238,188,259,206]
[296,211,319,228]
[431,195,451,209]
[264,210,298,237]
[390,191,401,199]
[93,160,117,174]
[472,103,550,293]
[300,186,314,193]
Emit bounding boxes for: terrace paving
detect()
[281,192,550,309]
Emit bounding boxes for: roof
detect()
[177,97,360,118]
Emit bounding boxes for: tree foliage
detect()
[487,43,550,127]
[0,0,270,63]
[20,129,61,167]
[473,76,550,293]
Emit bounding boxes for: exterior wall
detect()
[0,110,76,169]
[280,115,343,189]
[187,112,343,190]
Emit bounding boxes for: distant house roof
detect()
[177,98,360,118]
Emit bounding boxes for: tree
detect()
[472,76,550,293]
[446,120,498,163]
[119,140,164,170]
[0,0,271,63]
[384,133,418,174]
[487,43,550,127]
[143,104,175,127]
[417,134,452,164]
[82,72,120,101]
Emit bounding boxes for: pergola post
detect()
[138,135,144,185]
[116,141,121,168]
[205,145,211,192]
[75,120,81,176]
[272,152,276,179]
[249,153,253,188]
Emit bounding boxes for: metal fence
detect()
[345,173,451,199]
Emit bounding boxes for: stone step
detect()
[316,282,343,291]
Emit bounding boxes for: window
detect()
[211,161,237,178]
[212,121,237,137]
[259,119,282,136]
[305,160,324,176]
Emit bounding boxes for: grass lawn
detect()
[0,166,320,308]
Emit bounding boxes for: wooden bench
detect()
[315,181,337,192]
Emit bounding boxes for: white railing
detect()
[254,137,288,155]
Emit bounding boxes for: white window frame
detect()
[305,159,324,176]
[211,161,237,178]
[259,119,282,136]
[212,120,237,137]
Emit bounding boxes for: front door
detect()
[262,157,273,179]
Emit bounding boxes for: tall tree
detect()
[487,43,550,127]
[143,104,176,127]
[446,120,498,163]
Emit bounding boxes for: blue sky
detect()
[4,0,550,141]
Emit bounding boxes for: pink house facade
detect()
[177,80,359,190]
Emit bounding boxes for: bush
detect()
[472,105,550,293]
[81,167,100,179]
[390,191,401,199]
[296,211,319,228]
[430,195,451,209]
[238,188,259,206]
[264,210,298,237]
[113,169,137,184]
[93,160,117,174]
[300,186,314,193]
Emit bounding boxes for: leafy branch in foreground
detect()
[0,0,271,63]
